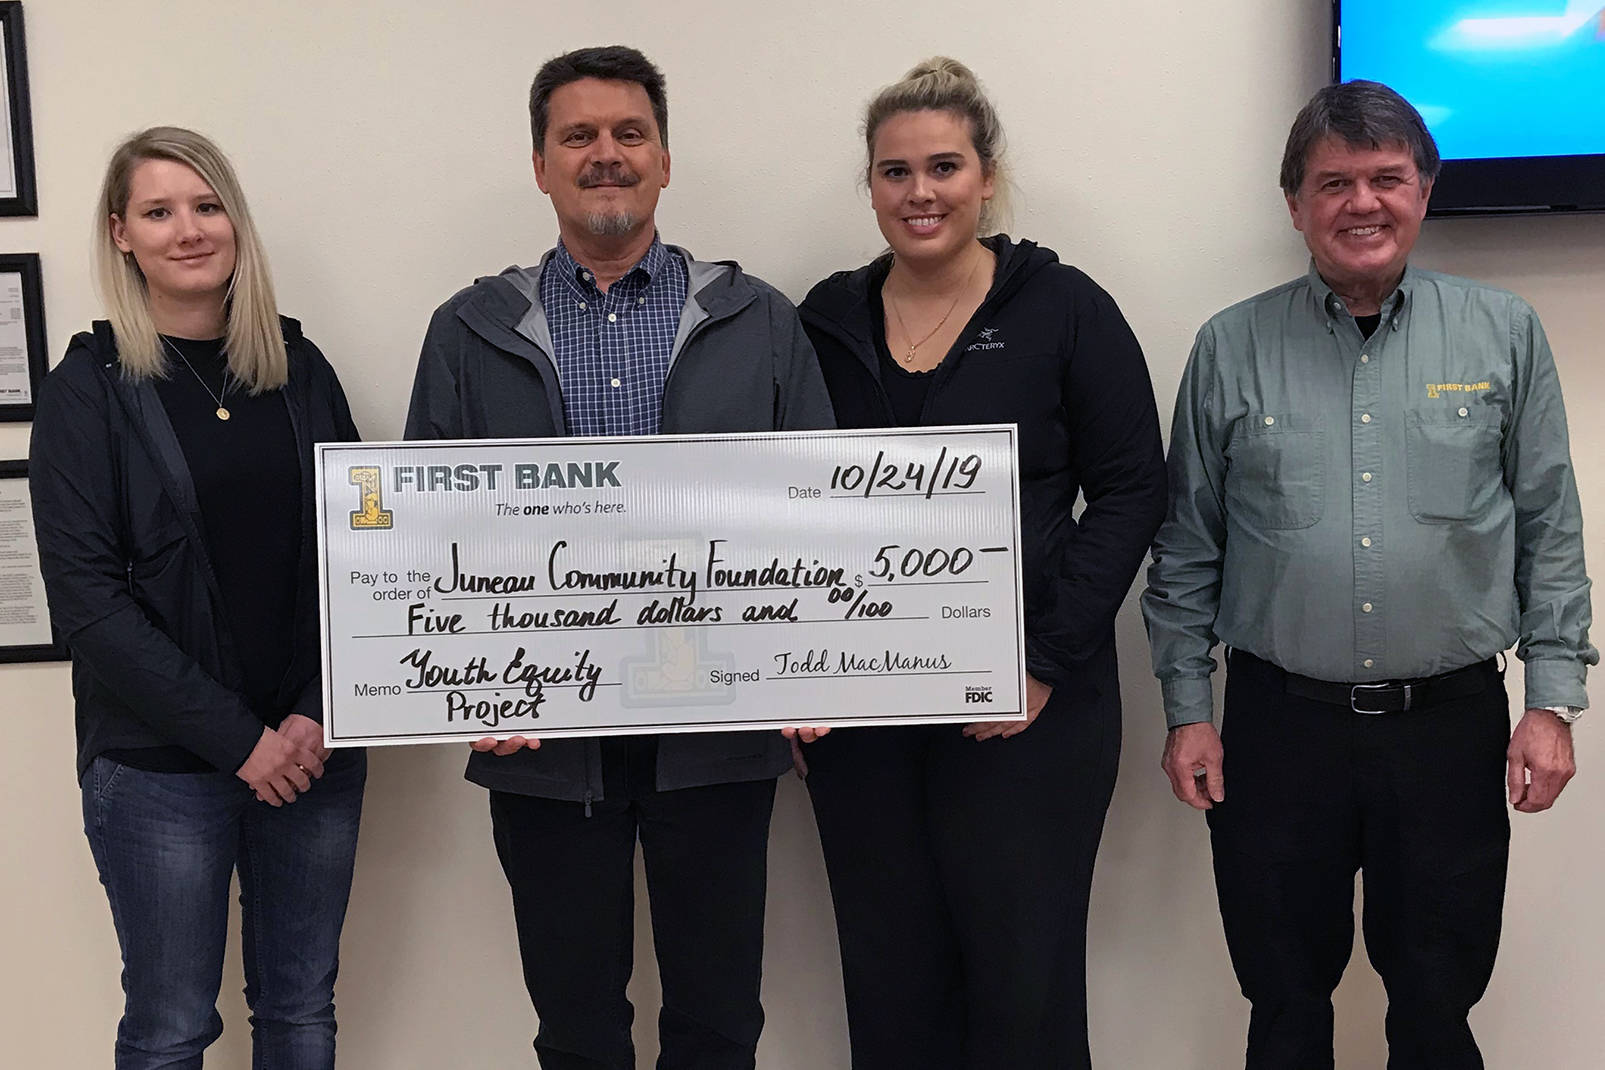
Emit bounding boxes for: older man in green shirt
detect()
[1143,80,1593,1069]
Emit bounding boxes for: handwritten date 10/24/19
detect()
[830,449,982,499]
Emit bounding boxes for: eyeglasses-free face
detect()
[534,76,671,244]
[112,158,239,311]
[1287,135,1433,307]
[869,108,996,270]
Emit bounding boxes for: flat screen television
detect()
[1334,1,1605,215]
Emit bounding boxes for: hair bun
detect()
[863,55,1010,235]
[904,56,977,86]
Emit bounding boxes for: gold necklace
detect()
[160,335,233,421]
[887,252,981,365]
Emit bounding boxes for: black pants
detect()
[489,739,777,1070]
[1209,652,1511,1070]
[805,676,1122,1070]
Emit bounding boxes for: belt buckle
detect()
[1350,682,1410,714]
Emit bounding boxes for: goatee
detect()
[584,211,638,237]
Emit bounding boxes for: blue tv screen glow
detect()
[1337,2,1605,213]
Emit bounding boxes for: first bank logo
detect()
[1425,380,1490,399]
[348,467,394,531]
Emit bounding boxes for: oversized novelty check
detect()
[316,427,1025,746]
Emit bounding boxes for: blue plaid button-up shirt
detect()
[540,236,688,436]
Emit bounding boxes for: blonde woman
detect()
[797,61,1167,1068]
[29,127,365,1069]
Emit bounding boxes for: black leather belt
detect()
[1235,651,1498,714]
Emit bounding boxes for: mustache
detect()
[577,166,640,189]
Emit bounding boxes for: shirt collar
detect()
[1307,259,1414,333]
[554,234,670,295]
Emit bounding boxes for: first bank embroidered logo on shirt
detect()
[1425,380,1491,399]
[967,327,1005,352]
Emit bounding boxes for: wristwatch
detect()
[1542,705,1584,725]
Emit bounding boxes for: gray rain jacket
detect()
[405,247,833,802]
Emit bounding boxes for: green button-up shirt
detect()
[1143,263,1594,728]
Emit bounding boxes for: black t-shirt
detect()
[1356,312,1383,339]
[869,268,938,427]
[106,336,302,773]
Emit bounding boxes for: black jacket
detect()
[30,318,360,780]
[799,236,1168,686]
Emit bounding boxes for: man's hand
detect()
[965,673,1052,741]
[471,736,541,757]
[237,726,325,806]
[1507,708,1576,813]
[1162,722,1225,810]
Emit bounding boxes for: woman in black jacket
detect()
[796,60,1168,1069]
[29,127,365,1070]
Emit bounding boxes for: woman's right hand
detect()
[236,726,325,806]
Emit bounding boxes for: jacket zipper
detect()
[657,311,720,415]
[272,368,313,709]
[798,311,899,426]
[583,745,595,818]
[104,356,248,691]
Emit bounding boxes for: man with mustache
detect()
[1143,80,1592,1068]
[406,45,831,1070]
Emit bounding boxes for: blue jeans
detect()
[81,749,366,1070]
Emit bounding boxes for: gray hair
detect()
[863,57,1011,235]
[1279,80,1441,196]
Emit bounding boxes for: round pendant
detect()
[216,407,231,421]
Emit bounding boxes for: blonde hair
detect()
[93,127,286,392]
[863,57,1012,235]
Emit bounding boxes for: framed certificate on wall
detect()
[0,459,66,663]
[0,2,36,217]
[0,252,44,420]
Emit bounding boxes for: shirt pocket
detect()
[1406,408,1503,523]
[1225,413,1325,531]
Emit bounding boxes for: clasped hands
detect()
[236,713,331,806]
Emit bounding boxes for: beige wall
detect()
[3,1,1601,1066]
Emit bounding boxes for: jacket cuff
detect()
[211,719,267,777]
[1521,657,1589,712]
[1161,676,1215,729]
[1024,637,1065,688]
[290,676,325,725]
